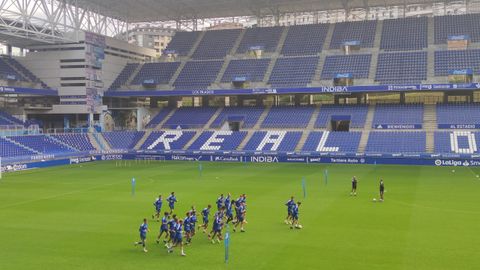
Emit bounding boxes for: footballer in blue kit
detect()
[156,212,170,244]
[166,214,177,246]
[233,202,246,232]
[199,204,211,233]
[189,209,197,237]
[184,212,192,244]
[152,195,163,221]
[216,194,225,210]
[134,218,149,253]
[167,219,186,256]
[285,196,295,224]
[166,192,177,213]
[290,202,302,229]
[225,199,234,224]
[208,206,225,244]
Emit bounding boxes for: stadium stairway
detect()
[373,20,383,49]
[168,61,187,86]
[323,23,335,51]
[424,104,437,153]
[427,17,435,49]
[307,106,321,130]
[427,49,436,83]
[295,131,309,152]
[230,29,246,55]
[213,58,232,85]
[154,108,177,129]
[187,31,206,58]
[204,107,224,129]
[368,51,379,81]
[124,64,143,87]
[263,59,278,86]
[134,130,152,150]
[90,133,109,151]
[312,53,327,84]
[182,131,202,150]
[237,130,253,150]
[3,136,41,154]
[275,26,290,55]
[253,106,271,129]
[47,135,79,152]
[357,104,375,153]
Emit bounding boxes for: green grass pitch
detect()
[0,161,479,270]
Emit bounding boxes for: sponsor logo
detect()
[69,156,93,164]
[286,157,305,162]
[171,155,202,161]
[1,163,28,172]
[214,156,240,162]
[330,158,361,164]
[250,156,279,163]
[320,86,348,93]
[101,154,123,160]
[191,90,214,95]
[435,159,463,166]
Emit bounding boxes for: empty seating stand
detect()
[173,60,223,90]
[8,135,74,154]
[164,31,201,56]
[103,131,145,150]
[372,104,424,128]
[192,29,241,59]
[434,14,480,44]
[436,103,480,127]
[381,17,428,51]
[210,107,265,129]
[51,134,96,151]
[140,131,196,150]
[261,106,315,129]
[145,108,173,128]
[375,52,427,84]
[434,131,480,154]
[221,59,270,83]
[434,50,480,76]
[329,20,377,49]
[315,105,368,128]
[0,58,26,82]
[268,56,319,88]
[109,63,139,90]
[236,26,284,54]
[0,137,35,158]
[281,23,329,55]
[321,54,372,80]
[131,62,180,85]
[164,107,219,129]
[243,131,302,152]
[302,131,361,153]
[188,131,247,151]
[365,132,426,153]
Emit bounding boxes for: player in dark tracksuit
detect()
[379,179,385,201]
[351,176,358,196]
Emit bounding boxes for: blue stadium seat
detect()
[164,107,219,129]
[188,131,247,151]
[261,106,315,128]
[268,56,319,87]
[329,21,377,49]
[375,52,427,84]
[210,107,265,128]
[192,29,241,59]
[434,50,480,76]
[103,131,145,150]
[380,17,428,51]
[131,62,180,85]
[164,31,201,56]
[434,14,480,44]
[221,59,270,83]
[140,131,196,150]
[372,104,424,127]
[243,131,302,152]
[109,63,139,90]
[173,60,223,90]
[435,131,480,154]
[302,131,361,153]
[365,132,426,153]
[282,24,329,55]
[236,27,284,54]
[315,105,368,128]
[321,54,371,80]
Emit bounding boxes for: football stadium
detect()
[1,0,480,269]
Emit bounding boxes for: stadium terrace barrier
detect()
[3,150,480,174]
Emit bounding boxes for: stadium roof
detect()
[75,0,434,23]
